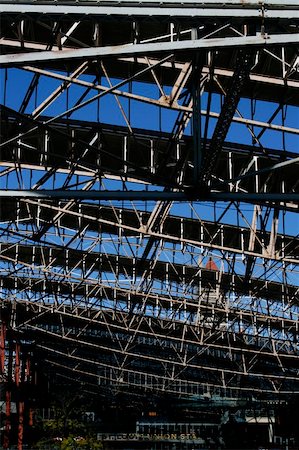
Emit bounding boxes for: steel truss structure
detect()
[0,0,299,415]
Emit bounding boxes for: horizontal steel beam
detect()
[8,286,299,329]
[0,190,298,203]
[2,42,299,92]
[0,2,298,19]
[2,0,298,6]
[1,34,298,67]
[21,63,299,110]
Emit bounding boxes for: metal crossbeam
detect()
[1,34,298,66]
[0,190,298,203]
[0,1,298,19]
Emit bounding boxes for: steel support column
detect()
[192,46,202,186]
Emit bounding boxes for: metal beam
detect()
[200,49,252,184]
[1,34,298,67]
[20,65,299,135]
[0,190,298,203]
[192,49,202,185]
[0,2,298,19]
[15,55,299,91]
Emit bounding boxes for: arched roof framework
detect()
[0,0,298,400]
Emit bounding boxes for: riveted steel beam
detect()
[0,1,298,19]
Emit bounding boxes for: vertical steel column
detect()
[17,400,24,450]
[15,342,20,387]
[192,29,202,187]
[3,341,13,449]
[3,390,11,449]
[0,320,6,373]
[26,352,32,384]
[29,408,34,427]
[17,342,24,450]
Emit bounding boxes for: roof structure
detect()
[0,2,298,430]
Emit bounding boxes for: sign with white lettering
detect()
[97,432,205,443]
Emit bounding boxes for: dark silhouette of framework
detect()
[0,4,299,440]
